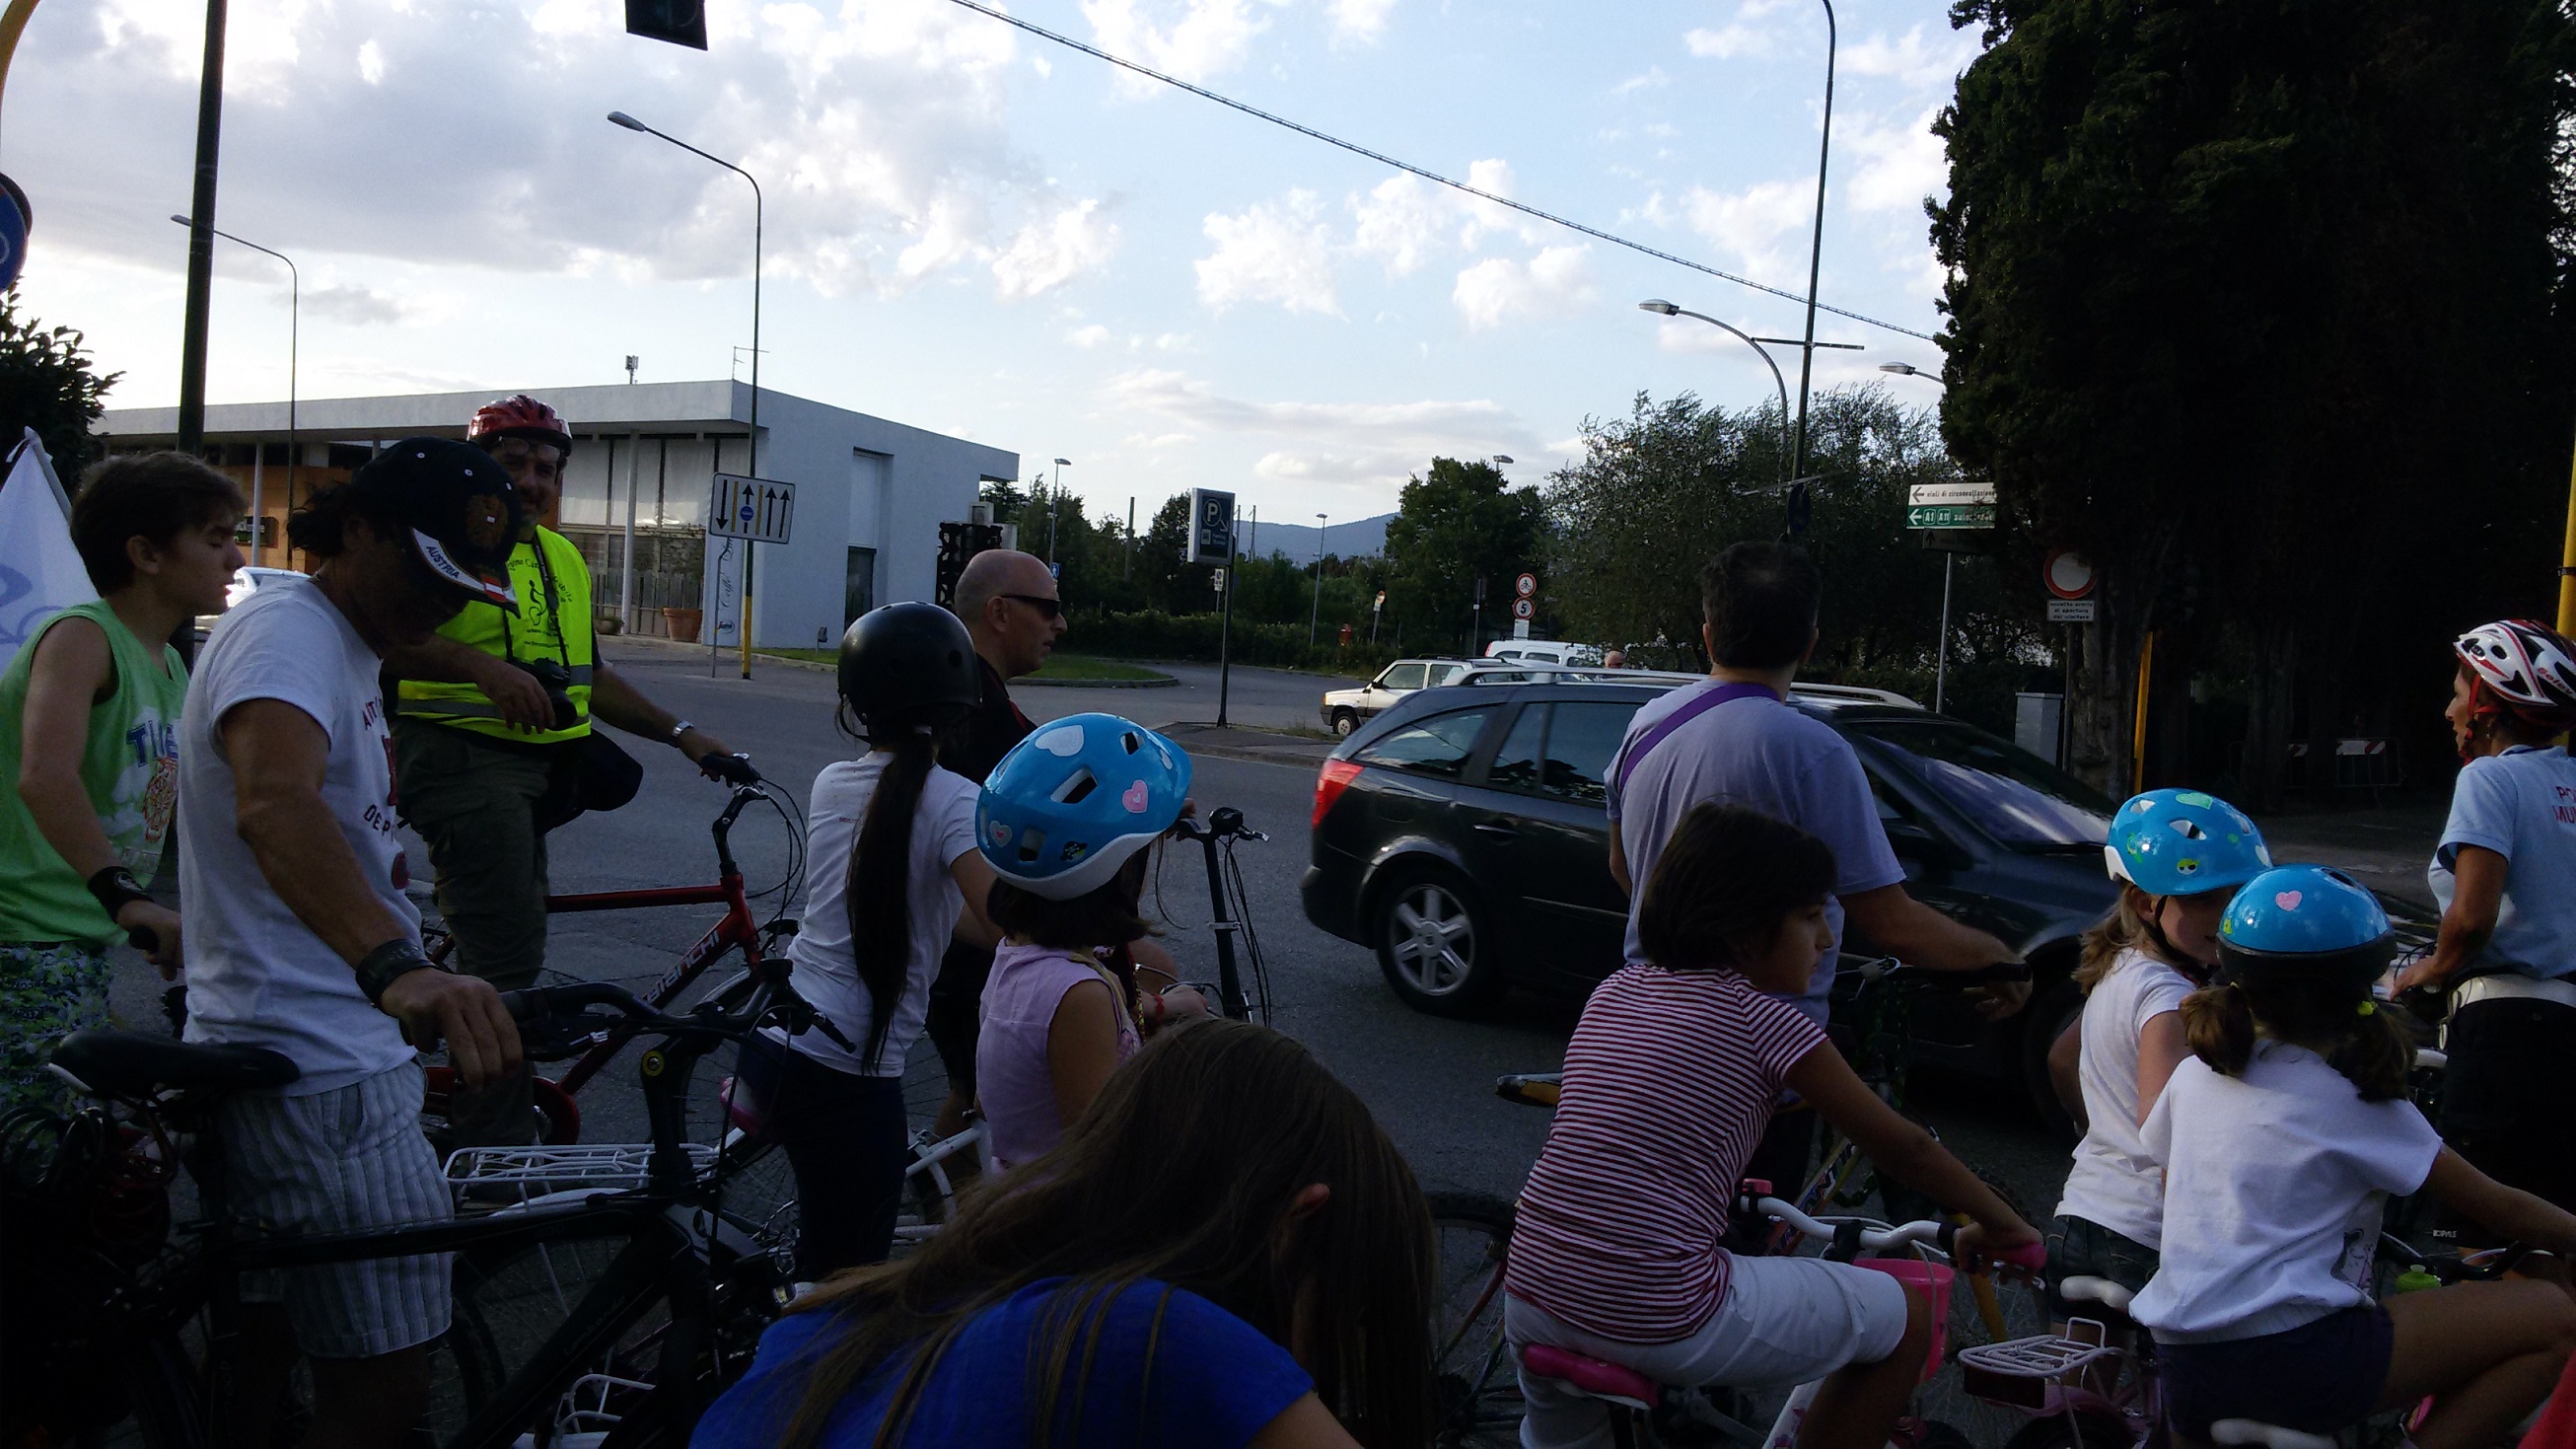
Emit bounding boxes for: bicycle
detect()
[7,965,832,1448]
[1515,1190,2048,1449]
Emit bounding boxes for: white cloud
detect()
[1684,178,1817,281]
[1684,24,1770,59]
[19,0,1115,303]
[1452,245,1598,331]
[1066,324,1114,348]
[992,199,1120,300]
[1844,24,1982,88]
[1611,66,1669,95]
[1080,0,1267,98]
[1194,191,1340,316]
[1844,107,1948,215]
[1349,174,1448,277]
[304,282,416,326]
[1458,158,1541,248]
[1104,368,1535,455]
[1326,0,1395,46]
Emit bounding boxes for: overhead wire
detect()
[938,0,1938,343]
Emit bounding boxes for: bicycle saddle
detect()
[2211,1420,2334,1449]
[52,1030,299,1099]
[2057,1275,2136,1316]
[1520,1344,1662,1411]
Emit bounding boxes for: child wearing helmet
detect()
[2134,865,2576,1449]
[973,713,1195,1168]
[2391,619,2576,1227]
[2043,790,2270,1328]
[760,604,1001,1278]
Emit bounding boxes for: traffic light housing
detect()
[625,0,708,49]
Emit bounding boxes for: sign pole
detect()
[1217,530,1237,728]
[1935,552,1953,713]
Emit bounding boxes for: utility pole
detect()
[1309,512,1326,645]
[1124,495,1134,578]
[176,0,229,454]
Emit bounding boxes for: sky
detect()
[9,0,1976,532]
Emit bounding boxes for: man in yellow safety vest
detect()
[389,395,736,1145]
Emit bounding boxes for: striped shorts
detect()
[216,1059,452,1358]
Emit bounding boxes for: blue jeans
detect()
[2044,1213,2159,1321]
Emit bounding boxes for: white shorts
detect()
[217,1060,453,1359]
[1506,1254,1911,1449]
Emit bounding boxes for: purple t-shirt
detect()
[976,942,1139,1167]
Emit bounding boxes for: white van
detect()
[1483,639,1604,669]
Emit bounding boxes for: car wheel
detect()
[1331,708,1359,737]
[2020,970,2084,1141]
[1373,870,1503,1016]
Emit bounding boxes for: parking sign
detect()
[1187,489,1237,565]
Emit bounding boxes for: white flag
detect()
[0,428,99,675]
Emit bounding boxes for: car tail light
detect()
[1313,759,1364,829]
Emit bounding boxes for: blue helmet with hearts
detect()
[2218,864,2394,994]
[977,713,1192,901]
[2103,788,2271,899]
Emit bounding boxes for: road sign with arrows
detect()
[709,473,797,545]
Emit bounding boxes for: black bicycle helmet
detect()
[838,603,979,738]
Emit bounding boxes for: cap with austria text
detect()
[349,437,522,613]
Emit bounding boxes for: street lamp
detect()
[1878,362,1943,386]
[1309,512,1327,646]
[608,109,763,680]
[1049,457,1071,565]
[1641,300,1793,479]
[1789,0,1840,494]
[170,213,293,563]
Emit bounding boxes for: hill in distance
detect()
[1239,511,1394,561]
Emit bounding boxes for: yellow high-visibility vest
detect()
[395,526,596,745]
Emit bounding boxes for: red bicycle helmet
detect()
[466,395,574,457]
[2455,618,2576,735]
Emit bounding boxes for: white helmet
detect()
[2455,619,2576,731]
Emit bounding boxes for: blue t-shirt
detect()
[691,1277,1315,1449]
[1605,682,1904,1022]
[2430,745,2576,978]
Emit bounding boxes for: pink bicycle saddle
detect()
[1521,1343,1662,1409]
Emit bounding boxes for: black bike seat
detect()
[51,1030,300,1098]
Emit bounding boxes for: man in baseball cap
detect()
[170,437,527,1446]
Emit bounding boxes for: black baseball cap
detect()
[348,437,521,612]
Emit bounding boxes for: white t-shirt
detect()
[2054,947,2197,1247]
[2429,745,2576,978]
[780,754,980,1077]
[2130,1044,2441,1344]
[178,576,419,1096]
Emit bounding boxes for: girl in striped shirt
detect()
[1504,803,2039,1449]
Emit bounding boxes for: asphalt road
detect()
[112,637,2071,1215]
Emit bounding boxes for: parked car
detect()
[192,565,303,640]
[1321,658,1472,737]
[1484,639,1605,668]
[1301,675,2127,1120]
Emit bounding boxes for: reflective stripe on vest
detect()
[395,526,598,745]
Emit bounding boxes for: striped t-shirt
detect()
[1504,963,1827,1342]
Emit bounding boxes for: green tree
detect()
[1382,458,1547,656]
[0,295,120,482]
[1932,0,2576,797]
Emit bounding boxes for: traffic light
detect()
[625,0,707,49]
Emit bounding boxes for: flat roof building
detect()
[100,381,1018,650]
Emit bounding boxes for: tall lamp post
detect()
[608,110,762,680]
[1878,361,1958,711]
[170,214,292,564]
[1640,300,1859,484]
[1788,0,1839,502]
[1309,512,1326,645]
[1050,457,1070,566]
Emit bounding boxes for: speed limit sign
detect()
[1511,598,1535,621]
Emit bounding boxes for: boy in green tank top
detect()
[0,452,243,1111]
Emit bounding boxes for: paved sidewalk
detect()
[1162,722,1339,769]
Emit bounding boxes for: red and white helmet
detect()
[2455,619,2576,731]
[466,395,573,456]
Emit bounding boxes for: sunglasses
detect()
[1003,594,1064,619]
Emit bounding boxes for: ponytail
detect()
[2182,976,2414,1102]
[847,730,940,1071]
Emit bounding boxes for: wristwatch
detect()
[668,719,694,746]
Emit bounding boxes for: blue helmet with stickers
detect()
[2217,864,2394,992]
[977,713,1192,901]
[2103,788,2271,899]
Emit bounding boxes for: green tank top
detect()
[0,601,189,944]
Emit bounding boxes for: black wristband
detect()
[355,938,443,1008]
[85,866,152,920]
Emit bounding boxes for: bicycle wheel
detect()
[1426,1190,1520,1449]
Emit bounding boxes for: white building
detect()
[99,381,1018,650]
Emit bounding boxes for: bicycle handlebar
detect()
[1840,957,2031,988]
[1753,1195,2048,1274]
[1171,805,1266,843]
[499,970,855,1054]
[699,752,762,786]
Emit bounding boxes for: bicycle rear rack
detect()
[1956,1326,2121,1412]
[444,1143,719,1207]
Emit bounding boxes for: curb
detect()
[1160,722,1338,769]
[1017,673,1179,689]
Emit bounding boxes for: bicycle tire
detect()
[2001,1407,2132,1449]
[1426,1190,1520,1449]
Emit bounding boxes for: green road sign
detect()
[1906,503,1995,530]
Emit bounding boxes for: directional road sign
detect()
[1908,482,1996,506]
[1906,503,1995,530]
[709,473,796,544]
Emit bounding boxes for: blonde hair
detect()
[2074,883,2172,992]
